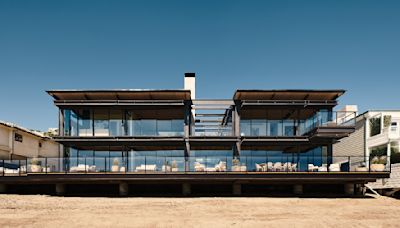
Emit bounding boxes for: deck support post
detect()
[355,184,366,196]
[119,183,129,196]
[233,183,241,196]
[55,184,65,196]
[293,184,303,195]
[0,184,6,193]
[182,183,191,196]
[344,183,354,195]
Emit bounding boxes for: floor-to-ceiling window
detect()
[109,110,124,136]
[94,110,109,136]
[78,110,93,136]
[62,109,184,137]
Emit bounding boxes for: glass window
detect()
[79,150,94,157]
[64,147,78,158]
[171,119,184,136]
[109,110,124,136]
[157,120,172,136]
[191,150,233,157]
[94,151,109,157]
[240,120,251,136]
[370,117,381,137]
[141,120,156,136]
[133,120,141,136]
[94,110,109,136]
[268,120,281,136]
[283,120,294,136]
[126,111,134,136]
[251,120,267,136]
[63,109,71,136]
[78,110,93,136]
[70,110,78,136]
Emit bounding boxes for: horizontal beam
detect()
[241,100,337,107]
[192,100,234,105]
[54,100,185,106]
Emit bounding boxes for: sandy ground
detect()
[0,195,399,228]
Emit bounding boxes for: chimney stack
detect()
[184,73,196,99]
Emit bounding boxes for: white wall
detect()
[0,124,59,159]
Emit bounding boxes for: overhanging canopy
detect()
[47,89,192,101]
[233,90,345,101]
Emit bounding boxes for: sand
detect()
[0,195,399,228]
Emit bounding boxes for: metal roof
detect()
[47,89,192,101]
[233,89,345,101]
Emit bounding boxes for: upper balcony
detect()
[240,111,356,140]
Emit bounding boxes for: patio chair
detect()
[255,163,263,172]
[194,162,205,172]
[267,162,273,171]
[329,163,340,172]
[308,164,319,172]
[318,164,328,172]
[274,162,282,171]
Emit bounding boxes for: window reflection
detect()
[62,109,184,136]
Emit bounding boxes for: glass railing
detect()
[0,155,390,176]
[240,111,356,137]
[299,111,356,135]
[194,127,233,136]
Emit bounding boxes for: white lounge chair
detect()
[135,164,157,172]
[267,162,273,171]
[194,162,205,172]
[329,163,340,172]
[255,163,263,172]
[308,164,319,172]
[70,164,90,172]
[274,162,282,171]
[215,161,226,172]
[318,164,328,172]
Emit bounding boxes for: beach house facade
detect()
[0,74,390,196]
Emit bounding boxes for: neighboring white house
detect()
[0,121,59,160]
[334,109,400,193]
[334,109,400,162]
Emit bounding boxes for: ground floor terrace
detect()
[0,152,391,196]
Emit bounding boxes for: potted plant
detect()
[370,156,386,172]
[30,157,42,173]
[111,158,120,172]
[232,157,240,172]
[171,160,178,172]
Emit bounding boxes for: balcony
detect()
[240,111,356,139]
[0,155,390,176]
[306,111,356,139]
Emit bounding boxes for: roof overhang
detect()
[233,90,345,101]
[47,89,192,101]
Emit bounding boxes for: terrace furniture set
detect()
[255,162,297,172]
[193,161,227,172]
[308,163,340,172]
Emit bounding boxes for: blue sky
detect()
[0,0,399,131]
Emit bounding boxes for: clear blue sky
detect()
[0,0,399,131]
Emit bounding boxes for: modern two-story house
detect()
[0,73,389,196]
